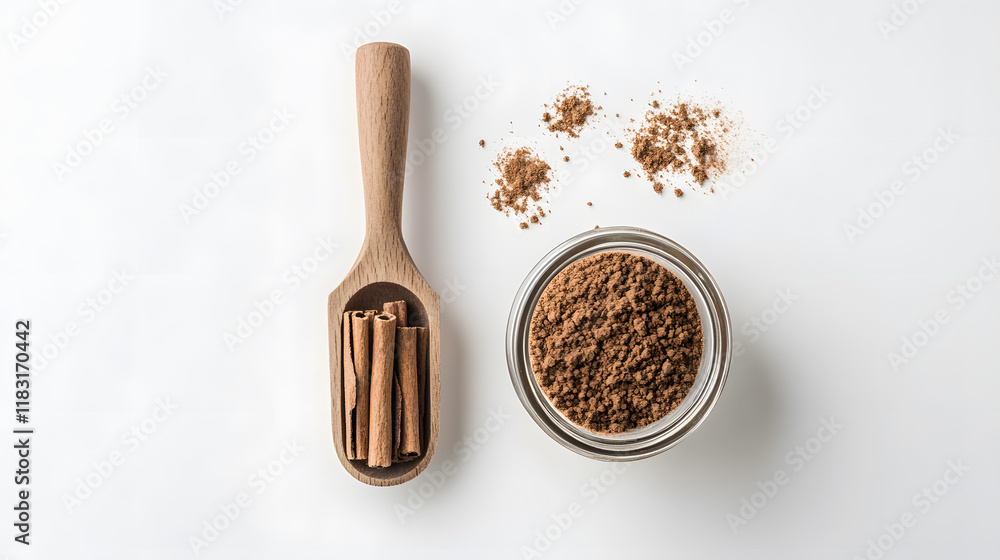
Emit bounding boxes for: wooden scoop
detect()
[328,42,440,486]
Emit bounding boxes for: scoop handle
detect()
[356,42,410,250]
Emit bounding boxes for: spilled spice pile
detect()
[630,100,734,190]
[488,147,552,229]
[542,85,595,138]
[529,252,704,434]
[486,87,753,228]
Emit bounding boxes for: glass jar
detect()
[506,226,732,461]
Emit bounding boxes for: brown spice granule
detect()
[563,156,569,162]
[614,142,623,149]
[519,222,528,229]
[529,252,704,434]
[479,139,485,147]
[623,171,631,178]
[530,215,540,224]
[653,182,664,194]
[543,85,595,138]
[629,99,731,186]
[674,188,683,197]
[488,147,553,223]
[587,201,593,206]
[651,100,659,108]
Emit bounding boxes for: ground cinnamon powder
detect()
[543,85,594,138]
[489,147,552,227]
[529,252,704,434]
[629,100,732,190]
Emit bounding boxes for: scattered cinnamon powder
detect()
[629,99,734,187]
[489,147,553,227]
[653,182,664,194]
[543,85,595,138]
[674,188,683,198]
[479,139,485,147]
[587,201,593,206]
[529,252,704,434]
[623,171,631,178]
[614,142,623,149]
[563,156,569,162]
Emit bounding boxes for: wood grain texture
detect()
[328,42,441,486]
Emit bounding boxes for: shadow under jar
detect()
[506,226,732,461]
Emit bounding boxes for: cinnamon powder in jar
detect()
[528,252,704,434]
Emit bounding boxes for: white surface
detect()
[1,1,998,558]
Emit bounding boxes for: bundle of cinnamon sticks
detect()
[342,300,428,468]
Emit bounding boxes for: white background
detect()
[1,0,998,558]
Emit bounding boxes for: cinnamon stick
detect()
[363,311,377,376]
[350,311,371,460]
[342,313,357,459]
[392,375,402,461]
[396,327,421,460]
[383,300,407,328]
[367,312,396,468]
[415,326,429,454]
[384,301,406,458]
